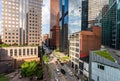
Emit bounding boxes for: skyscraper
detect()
[59,0,88,54]
[50,0,60,49]
[59,0,68,53]
[50,0,59,29]
[88,0,108,27]
[102,0,120,49]
[81,0,88,30]
[1,0,42,46]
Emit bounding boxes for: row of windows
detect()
[2,16,19,20]
[29,34,40,36]
[3,15,19,19]
[29,20,37,23]
[10,48,37,56]
[29,37,40,39]
[5,33,18,35]
[29,24,38,26]
[5,40,18,42]
[3,25,19,28]
[29,41,40,42]
[97,64,105,70]
[5,29,18,31]
[5,36,18,39]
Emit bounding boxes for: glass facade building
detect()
[59,0,69,53]
[81,0,88,30]
[88,0,108,27]
[102,0,120,49]
[59,0,88,53]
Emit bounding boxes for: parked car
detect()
[56,69,60,72]
[60,69,66,74]
[55,78,59,81]
[69,71,74,76]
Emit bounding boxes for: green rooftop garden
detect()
[94,50,115,62]
[0,44,10,47]
[0,44,39,47]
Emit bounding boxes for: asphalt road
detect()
[42,45,79,81]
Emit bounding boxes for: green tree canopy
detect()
[21,60,37,77]
[0,74,10,81]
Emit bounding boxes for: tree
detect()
[37,68,43,80]
[42,55,49,63]
[0,74,10,81]
[21,61,37,77]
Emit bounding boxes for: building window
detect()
[23,49,25,56]
[10,49,13,56]
[34,48,36,55]
[31,49,33,55]
[14,49,17,56]
[19,49,21,56]
[98,64,105,70]
[27,49,29,55]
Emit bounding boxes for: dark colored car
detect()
[60,69,66,74]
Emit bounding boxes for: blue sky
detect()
[68,0,81,35]
[0,0,50,35]
[0,0,1,34]
[42,0,50,35]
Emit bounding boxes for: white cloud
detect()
[42,0,50,25]
[42,0,50,35]
[69,0,81,17]
[0,20,2,34]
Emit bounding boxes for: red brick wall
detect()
[80,26,101,58]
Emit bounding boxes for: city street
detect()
[43,46,78,81]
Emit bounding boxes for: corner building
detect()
[1,0,42,46]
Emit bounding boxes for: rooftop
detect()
[94,50,115,62]
[0,44,39,48]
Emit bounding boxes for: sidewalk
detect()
[42,64,51,81]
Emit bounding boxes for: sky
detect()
[68,0,81,35]
[0,0,50,35]
[0,0,1,35]
[42,0,50,35]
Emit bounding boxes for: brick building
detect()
[69,26,101,80]
[80,26,101,58]
[50,0,60,49]
[50,12,60,49]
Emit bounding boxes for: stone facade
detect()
[0,46,40,68]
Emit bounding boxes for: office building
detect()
[81,0,88,30]
[69,26,101,80]
[50,0,59,29]
[88,0,108,27]
[89,49,120,81]
[1,0,42,46]
[59,0,68,53]
[50,0,60,49]
[50,12,60,49]
[101,0,120,49]
[59,0,88,54]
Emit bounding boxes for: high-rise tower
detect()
[102,0,120,49]
[88,0,108,27]
[1,0,42,46]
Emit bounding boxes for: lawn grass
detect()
[94,50,115,62]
